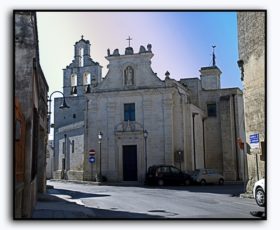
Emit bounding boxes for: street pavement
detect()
[31,180,265,219]
[32,187,96,219]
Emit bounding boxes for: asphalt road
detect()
[47,180,265,219]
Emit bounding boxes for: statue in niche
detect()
[124,66,134,86]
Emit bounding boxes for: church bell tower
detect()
[63,36,102,97]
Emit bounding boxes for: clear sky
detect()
[37,11,242,96]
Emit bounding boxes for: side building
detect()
[14,11,49,218]
[237,12,266,192]
[53,38,246,183]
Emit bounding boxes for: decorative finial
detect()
[165,71,170,79]
[212,45,216,66]
[126,36,132,47]
[81,35,84,40]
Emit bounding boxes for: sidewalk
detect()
[32,186,96,219]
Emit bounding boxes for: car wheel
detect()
[255,187,265,207]
[218,178,224,185]
[200,179,206,185]
[185,179,191,186]
[158,179,164,186]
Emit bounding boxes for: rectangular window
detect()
[72,140,75,153]
[207,103,217,117]
[124,103,135,121]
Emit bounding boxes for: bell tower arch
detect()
[63,36,102,96]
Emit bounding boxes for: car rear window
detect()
[157,166,170,173]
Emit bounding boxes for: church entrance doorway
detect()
[123,145,138,181]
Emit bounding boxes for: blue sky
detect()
[37,11,242,95]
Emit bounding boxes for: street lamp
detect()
[47,90,70,133]
[47,91,70,179]
[98,131,103,182]
[143,130,148,175]
[178,151,182,171]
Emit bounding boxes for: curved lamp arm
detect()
[47,90,70,133]
[47,91,70,115]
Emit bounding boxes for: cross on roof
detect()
[126,36,132,47]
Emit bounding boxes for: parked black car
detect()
[145,165,192,186]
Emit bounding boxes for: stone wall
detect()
[14,11,49,218]
[237,12,266,192]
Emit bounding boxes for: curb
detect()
[240,193,254,199]
[50,179,102,185]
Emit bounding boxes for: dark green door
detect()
[123,145,137,181]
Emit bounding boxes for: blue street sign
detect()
[250,133,259,149]
[250,134,259,144]
[89,156,95,164]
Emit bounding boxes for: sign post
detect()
[88,149,96,181]
[250,133,260,180]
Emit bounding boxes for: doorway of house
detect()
[123,145,137,181]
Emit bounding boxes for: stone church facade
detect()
[53,37,246,183]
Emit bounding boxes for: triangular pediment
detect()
[97,50,165,91]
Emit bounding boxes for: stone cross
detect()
[126,36,132,47]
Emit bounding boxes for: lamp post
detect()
[98,131,103,182]
[47,91,70,179]
[64,134,67,180]
[192,113,199,170]
[47,90,70,133]
[143,130,148,175]
[178,151,182,171]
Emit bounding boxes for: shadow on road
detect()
[102,183,245,196]
[34,188,164,219]
[91,207,164,219]
[250,211,266,219]
[151,184,245,196]
[49,188,110,199]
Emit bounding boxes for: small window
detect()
[207,103,217,117]
[80,48,84,67]
[83,72,91,93]
[71,74,77,95]
[71,74,77,86]
[124,103,135,121]
[73,114,76,119]
[16,120,21,141]
[72,140,74,153]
